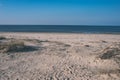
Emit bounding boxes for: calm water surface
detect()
[0,25,120,34]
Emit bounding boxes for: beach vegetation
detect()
[0,41,25,53]
[0,36,6,40]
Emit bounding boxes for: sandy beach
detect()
[0,33,120,80]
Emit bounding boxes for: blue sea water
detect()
[0,25,120,34]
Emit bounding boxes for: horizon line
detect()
[0,24,120,26]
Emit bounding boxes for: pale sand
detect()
[0,33,120,80]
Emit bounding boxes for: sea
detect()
[0,25,120,34]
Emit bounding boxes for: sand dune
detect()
[0,33,120,80]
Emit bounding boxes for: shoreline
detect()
[0,32,120,35]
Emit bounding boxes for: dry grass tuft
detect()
[0,36,6,40]
[98,43,120,60]
[99,48,120,59]
[0,40,25,53]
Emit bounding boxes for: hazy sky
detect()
[0,0,120,25]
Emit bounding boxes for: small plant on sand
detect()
[0,40,25,53]
[0,36,6,40]
[99,47,120,59]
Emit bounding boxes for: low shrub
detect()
[0,41,25,53]
[0,36,6,40]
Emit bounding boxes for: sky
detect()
[0,0,120,25]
